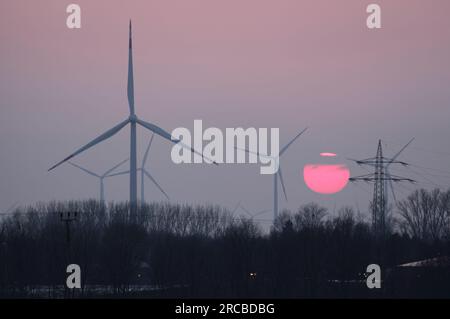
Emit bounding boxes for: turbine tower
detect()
[49,21,213,216]
[68,158,128,203]
[349,139,415,237]
[236,128,308,222]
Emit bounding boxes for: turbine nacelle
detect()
[129,114,138,123]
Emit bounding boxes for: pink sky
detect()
[1,1,450,220]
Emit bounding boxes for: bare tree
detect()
[294,202,328,230]
[398,188,450,241]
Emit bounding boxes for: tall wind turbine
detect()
[68,158,128,203]
[49,21,213,214]
[236,128,308,221]
[108,134,170,203]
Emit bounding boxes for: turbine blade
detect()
[278,167,288,201]
[143,170,170,201]
[103,158,129,177]
[177,139,219,165]
[254,209,270,217]
[48,119,129,171]
[4,201,19,214]
[389,178,397,204]
[105,170,130,178]
[68,161,100,178]
[280,127,308,156]
[231,201,241,215]
[387,138,415,168]
[234,146,271,159]
[240,205,253,217]
[234,129,308,159]
[136,118,176,142]
[137,119,218,165]
[127,20,135,115]
[386,169,398,204]
[142,134,154,168]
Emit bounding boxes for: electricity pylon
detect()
[349,139,415,237]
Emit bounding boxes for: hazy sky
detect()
[1,0,450,223]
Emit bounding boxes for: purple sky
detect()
[1,0,450,223]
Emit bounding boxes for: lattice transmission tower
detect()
[349,139,415,237]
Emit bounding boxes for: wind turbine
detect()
[49,21,213,215]
[232,202,270,221]
[68,158,128,203]
[108,134,170,203]
[236,128,308,221]
[1,202,19,215]
[140,134,170,202]
[384,138,415,206]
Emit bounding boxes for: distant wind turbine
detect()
[108,134,170,203]
[384,138,415,206]
[68,158,128,203]
[236,128,308,221]
[232,202,270,221]
[140,134,169,203]
[2,202,19,215]
[49,21,214,214]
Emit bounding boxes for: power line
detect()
[382,139,450,158]
[381,161,450,190]
[409,164,450,179]
[406,167,449,189]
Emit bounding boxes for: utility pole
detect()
[0,242,7,292]
[349,139,415,238]
[60,211,78,298]
[60,211,78,245]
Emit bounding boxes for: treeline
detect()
[0,188,449,298]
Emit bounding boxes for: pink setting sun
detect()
[303,164,350,195]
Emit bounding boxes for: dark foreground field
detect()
[1,188,450,298]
